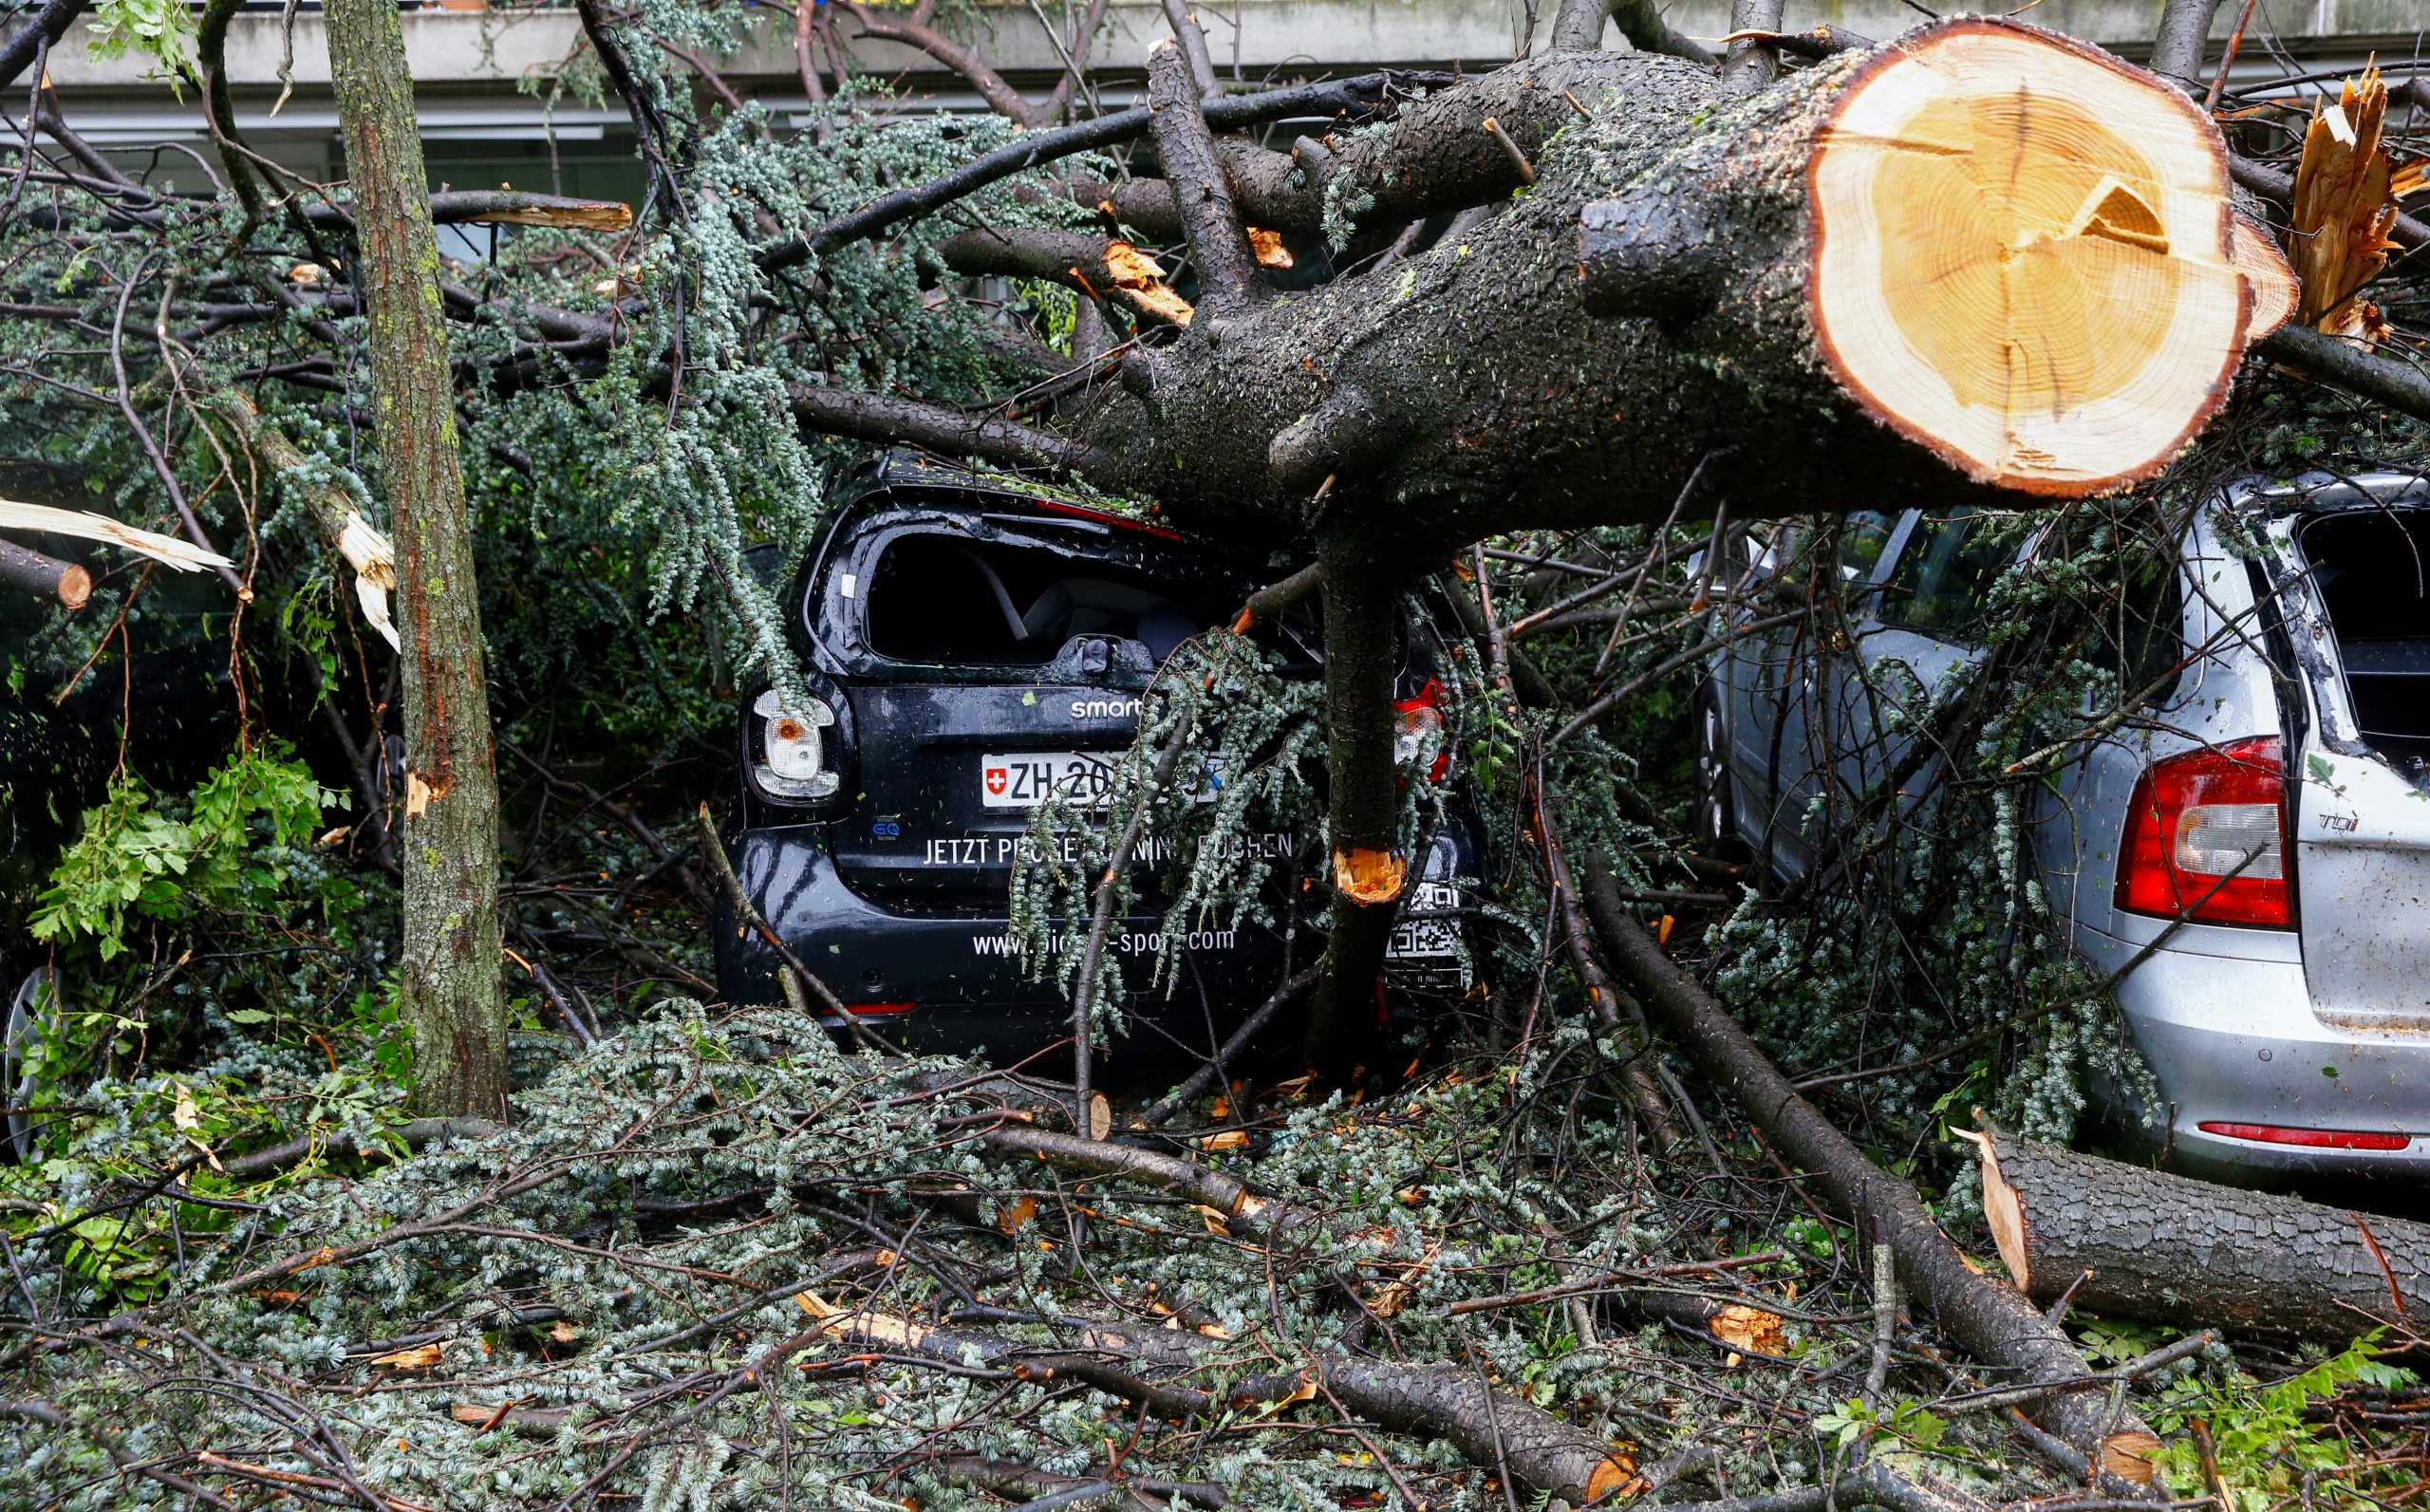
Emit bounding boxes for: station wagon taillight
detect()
[2197,1121,2408,1151]
[2115,737,2291,928]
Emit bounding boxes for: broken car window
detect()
[863,531,1225,668]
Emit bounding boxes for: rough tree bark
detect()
[2148,0,2223,89]
[1301,532,1419,1071]
[1971,1130,2429,1343]
[327,0,511,1116]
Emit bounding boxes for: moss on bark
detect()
[327,0,511,1116]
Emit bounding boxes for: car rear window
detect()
[2297,507,2430,765]
[862,530,1234,668]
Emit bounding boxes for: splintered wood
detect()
[2290,65,2398,342]
[1807,22,2252,493]
[1091,241,1195,327]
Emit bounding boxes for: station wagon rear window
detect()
[2298,507,2430,767]
[861,531,1230,668]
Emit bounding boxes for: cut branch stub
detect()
[0,537,90,608]
[1580,191,1729,321]
[1332,847,1408,905]
[1808,21,2249,494]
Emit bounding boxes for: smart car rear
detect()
[713,452,1486,1066]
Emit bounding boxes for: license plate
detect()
[979,752,1117,809]
[1387,881,1465,961]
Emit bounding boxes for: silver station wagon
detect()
[1702,473,2430,1182]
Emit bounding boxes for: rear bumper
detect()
[714,825,1297,1064]
[2078,923,2430,1183]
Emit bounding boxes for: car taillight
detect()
[2115,737,2291,928]
[753,688,841,802]
[1029,497,1186,541]
[1393,681,1451,784]
[2197,1122,2409,1151]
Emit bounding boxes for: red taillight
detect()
[1393,680,1451,784]
[839,1001,916,1017]
[2198,1122,2409,1151]
[1029,497,1186,541]
[2115,737,2291,928]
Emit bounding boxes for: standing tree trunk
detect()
[327,0,511,1116]
[1301,532,1416,1072]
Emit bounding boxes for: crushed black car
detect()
[713,452,1488,1066]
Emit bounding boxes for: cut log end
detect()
[1584,1456,1645,1504]
[1710,1302,1787,1354]
[2100,1430,2162,1485]
[1808,20,2247,495]
[1332,847,1408,905]
[57,562,91,609]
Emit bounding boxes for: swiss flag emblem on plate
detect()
[984,766,1008,796]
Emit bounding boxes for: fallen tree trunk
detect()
[1969,1129,2429,1343]
[1581,866,2159,1480]
[907,20,2282,548]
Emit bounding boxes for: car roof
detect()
[2226,469,2430,514]
[846,447,1187,543]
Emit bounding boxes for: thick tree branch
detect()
[787,383,1111,474]
[810,1303,1638,1505]
[1161,0,1219,98]
[766,71,1444,271]
[0,536,90,607]
[1971,1129,2430,1341]
[937,227,1192,326]
[307,190,635,233]
[1553,0,1719,66]
[1720,0,1784,95]
[2259,324,2430,423]
[0,0,84,91]
[1078,52,1666,247]
[1300,533,1411,1073]
[2149,0,2222,89]
[1146,40,1258,317]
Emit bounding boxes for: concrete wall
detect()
[39,1,2413,154]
